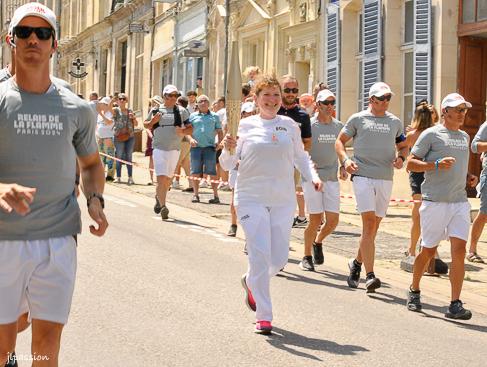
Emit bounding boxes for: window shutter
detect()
[413,0,431,104]
[361,0,382,109]
[326,1,341,114]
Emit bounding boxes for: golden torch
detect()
[226,41,242,155]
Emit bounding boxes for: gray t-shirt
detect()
[145,104,190,151]
[310,117,343,182]
[412,124,470,203]
[0,79,98,240]
[0,67,72,91]
[471,121,487,172]
[342,110,403,180]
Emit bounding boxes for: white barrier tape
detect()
[100,152,421,204]
[99,152,230,185]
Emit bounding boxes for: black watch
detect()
[87,193,105,209]
[397,155,406,162]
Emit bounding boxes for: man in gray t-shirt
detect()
[0,3,108,365]
[144,84,192,220]
[406,93,477,320]
[300,89,346,272]
[336,82,408,293]
[468,120,487,263]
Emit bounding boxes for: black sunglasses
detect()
[118,97,127,101]
[374,94,392,102]
[283,88,299,94]
[319,100,336,106]
[13,26,54,41]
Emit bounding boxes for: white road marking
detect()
[104,194,137,208]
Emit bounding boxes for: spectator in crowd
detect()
[243,66,261,89]
[186,90,197,113]
[96,96,115,182]
[299,93,315,116]
[173,95,193,190]
[188,95,223,203]
[196,77,204,96]
[113,93,138,185]
[242,83,252,102]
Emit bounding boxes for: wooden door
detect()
[458,36,487,184]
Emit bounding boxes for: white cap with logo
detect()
[368,82,394,98]
[316,89,336,102]
[241,102,256,113]
[163,85,179,95]
[9,2,57,35]
[441,93,472,109]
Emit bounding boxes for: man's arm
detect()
[78,152,108,236]
[302,137,312,152]
[393,140,409,169]
[335,132,358,174]
[406,154,455,172]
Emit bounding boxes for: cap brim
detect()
[445,100,472,108]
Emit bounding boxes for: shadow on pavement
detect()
[419,312,487,333]
[266,327,369,360]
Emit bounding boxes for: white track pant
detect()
[237,203,295,322]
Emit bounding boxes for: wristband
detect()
[87,193,105,209]
[341,157,350,167]
[435,159,440,171]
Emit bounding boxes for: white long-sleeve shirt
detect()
[219,114,319,207]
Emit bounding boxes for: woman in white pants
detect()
[220,75,321,334]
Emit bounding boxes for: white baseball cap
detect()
[441,93,472,109]
[369,82,394,98]
[316,89,336,102]
[163,85,179,95]
[9,2,57,35]
[100,96,111,105]
[241,102,256,113]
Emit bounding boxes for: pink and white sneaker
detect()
[241,274,256,312]
[255,321,272,335]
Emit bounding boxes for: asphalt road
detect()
[14,184,487,366]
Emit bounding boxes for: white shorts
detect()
[352,176,393,218]
[419,201,471,248]
[302,180,340,214]
[153,148,179,177]
[0,236,77,325]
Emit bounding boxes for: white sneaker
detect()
[172,181,180,189]
[115,177,122,183]
[200,179,208,188]
[127,177,134,185]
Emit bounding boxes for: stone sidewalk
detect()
[108,152,487,301]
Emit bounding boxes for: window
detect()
[357,12,363,111]
[160,59,173,92]
[134,33,144,112]
[403,51,414,127]
[463,0,476,23]
[404,0,414,44]
[462,0,487,23]
[99,49,108,96]
[196,58,203,80]
[120,41,127,93]
[185,58,193,93]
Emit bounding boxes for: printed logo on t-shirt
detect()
[317,133,337,144]
[13,113,63,136]
[364,120,391,134]
[276,126,287,131]
[445,137,469,150]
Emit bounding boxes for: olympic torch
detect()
[226,41,242,155]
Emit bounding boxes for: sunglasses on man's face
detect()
[118,98,127,101]
[283,88,299,94]
[319,100,336,106]
[374,94,392,102]
[13,26,54,41]
[166,93,179,98]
